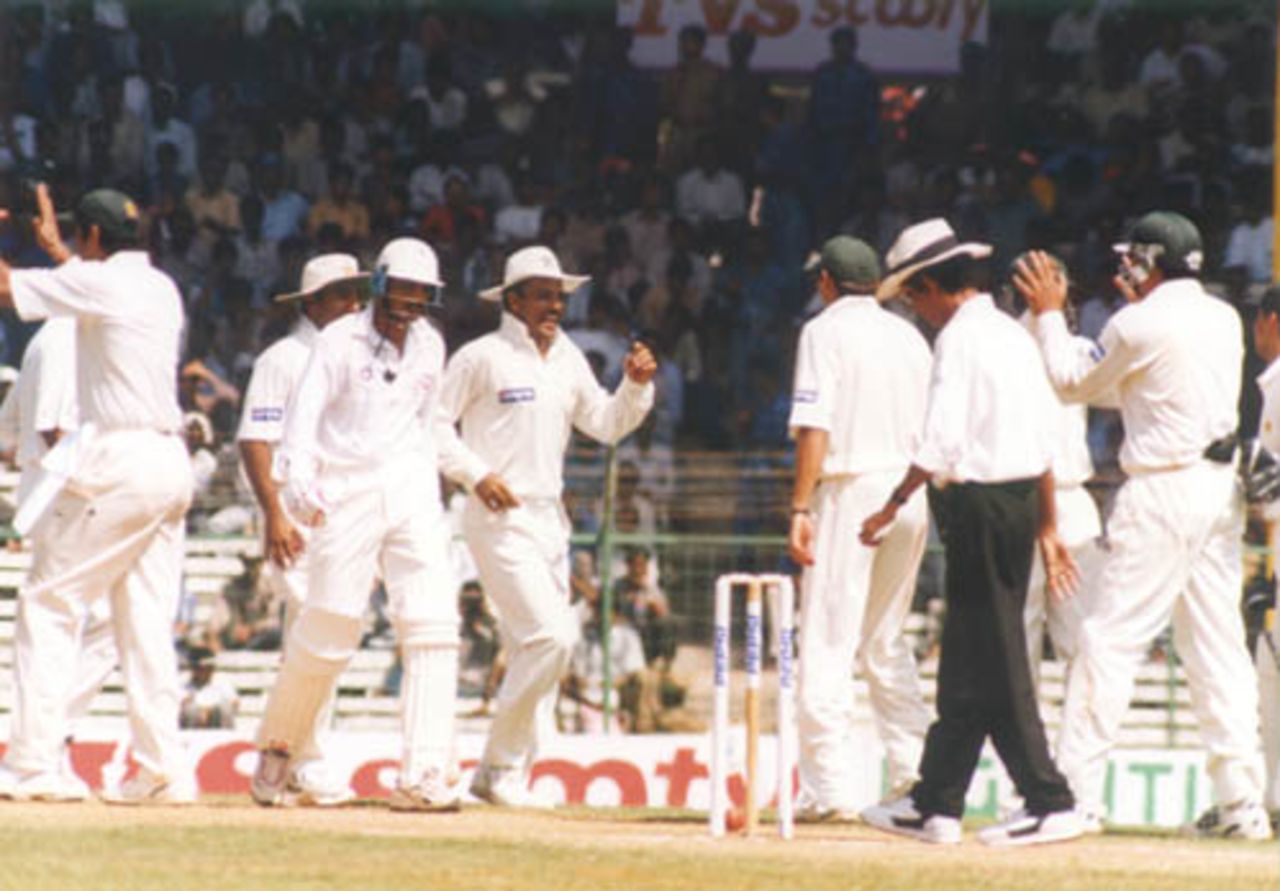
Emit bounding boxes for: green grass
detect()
[0,809,1273,891]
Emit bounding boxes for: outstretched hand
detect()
[1012,250,1067,315]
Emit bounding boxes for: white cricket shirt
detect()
[277,308,447,505]
[10,252,184,433]
[236,316,319,444]
[1257,359,1280,457]
[916,293,1058,484]
[789,295,931,478]
[1019,312,1093,488]
[438,311,654,499]
[1034,279,1242,474]
[0,318,78,500]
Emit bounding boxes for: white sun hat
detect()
[477,245,590,302]
[274,253,368,303]
[876,218,992,302]
[377,237,443,287]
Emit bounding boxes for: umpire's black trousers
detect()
[910,478,1075,818]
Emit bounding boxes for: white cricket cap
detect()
[478,245,590,302]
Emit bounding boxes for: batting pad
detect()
[400,643,458,786]
[256,609,361,754]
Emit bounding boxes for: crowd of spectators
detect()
[0,3,1274,686]
[0,2,1270,468]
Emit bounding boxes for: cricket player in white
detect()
[0,185,195,804]
[1016,211,1272,840]
[1247,286,1280,829]
[786,237,932,819]
[1010,255,1105,686]
[439,245,655,807]
[237,253,363,806]
[252,238,462,811]
[0,317,118,800]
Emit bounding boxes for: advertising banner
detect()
[617,0,990,74]
[55,730,1211,828]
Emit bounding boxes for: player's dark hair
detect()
[1258,285,1280,319]
[906,254,982,294]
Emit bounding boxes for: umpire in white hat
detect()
[438,245,655,806]
[860,219,1083,847]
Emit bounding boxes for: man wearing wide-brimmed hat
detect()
[859,218,1083,847]
[237,252,363,807]
[438,245,656,807]
[0,184,197,803]
[1015,212,1272,841]
[786,236,933,823]
[252,238,468,813]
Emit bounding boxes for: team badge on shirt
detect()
[499,387,536,404]
[793,389,818,404]
[250,407,284,422]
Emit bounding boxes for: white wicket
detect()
[709,573,796,839]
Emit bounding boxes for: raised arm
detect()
[1014,251,1130,405]
[571,341,656,445]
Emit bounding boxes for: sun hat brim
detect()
[478,272,591,302]
[875,242,992,302]
[273,272,370,303]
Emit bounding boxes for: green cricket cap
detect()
[75,189,141,242]
[816,236,881,293]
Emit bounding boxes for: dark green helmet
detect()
[1113,211,1204,278]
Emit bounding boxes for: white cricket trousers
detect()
[258,519,336,767]
[256,472,458,784]
[797,471,931,810]
[1258,619,1279,813]
[6,430,193,779]
[18,466,120,739]
[463,497,577,773]
[1057,461,1265,814]
[1024,485,1104,684]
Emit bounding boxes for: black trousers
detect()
[911,479,1075,818]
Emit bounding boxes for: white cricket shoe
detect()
[860,796,962,845]
[469,765,555,809]
[389,767,461,813]
[1079,808,1105,835]
[978,808,1085,847]
[1184,801,1274,841]
[290,760,354,808]
[102,767,196,806]
[0,763,90,802]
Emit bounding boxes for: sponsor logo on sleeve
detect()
[793,389,818,404]
[499,387,536,404]
[250,407,284,423]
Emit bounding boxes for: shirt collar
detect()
[499,310,560,357]
[1259,356,1280,389]
[952,291,995,322]
[105,251,152,267]
[292,314,320,347]
[829,294,879,314]
[356,306,427,355]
